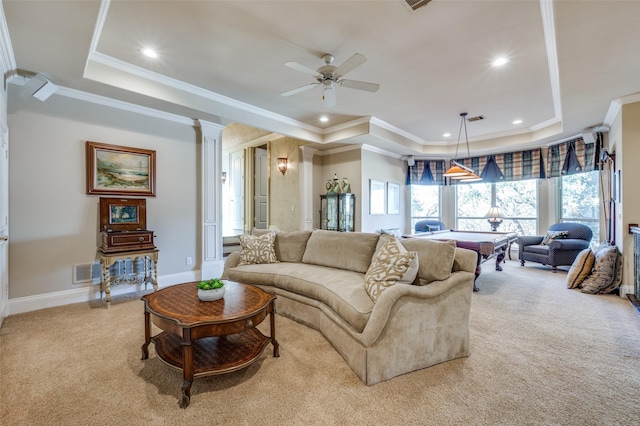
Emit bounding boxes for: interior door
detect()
[254,147,268,229]
[230,150,244,235]
[0,125,9,325]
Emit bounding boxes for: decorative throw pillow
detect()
[599,249,623,294]
[365,237,418,302]
[581,244,618,294]
[237,232,279,266]
[566,248,595,289]
[541,230,569,245]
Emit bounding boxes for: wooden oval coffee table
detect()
[141,281,279,408]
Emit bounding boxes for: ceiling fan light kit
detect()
[281,53,380,106]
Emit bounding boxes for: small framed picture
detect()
[387,182,400,214]
[370,179,386,215]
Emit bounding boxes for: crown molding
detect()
[56,86,195,126]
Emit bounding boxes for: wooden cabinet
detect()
[99,197,156,252]
[320,193,355,232]
[101,230,155,253]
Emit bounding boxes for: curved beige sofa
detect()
[221,229,477,385]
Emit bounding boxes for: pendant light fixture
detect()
[444,112,482,181]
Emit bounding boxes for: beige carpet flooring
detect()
[1,259,639,425]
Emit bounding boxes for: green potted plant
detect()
[196,278,225,301]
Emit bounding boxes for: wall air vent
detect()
[404,0,433,12]
[466,115,485,122]
[73,262,101,285]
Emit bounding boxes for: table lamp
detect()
[486,206,503,232]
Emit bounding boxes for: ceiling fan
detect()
[281,53,380,107]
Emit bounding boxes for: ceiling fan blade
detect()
[284,61,322,78]
[339,79,380,93]
[334,53,367,78]
[281,83,318,97]
[322,87,336,107]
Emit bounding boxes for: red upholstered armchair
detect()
[518,222,593,272]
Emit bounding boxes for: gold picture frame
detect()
[86,141,156,197]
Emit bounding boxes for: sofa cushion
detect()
[365,237,418,302]
[274,230,312,263]
[566,248,595,289]
[225,262,373,332]
[399,238,456,284]
[581,244,618,294]
[541,230,569,245]
[523,244,550,255]
[238,232,279,266]
[302,229,380,274]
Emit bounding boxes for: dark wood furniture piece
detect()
[407,230,517,291]
[141,281,279,408]
[320,193,355,232]
[97,197,158,307]
[99,197,156,252]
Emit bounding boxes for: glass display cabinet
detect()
[320,193,355,232]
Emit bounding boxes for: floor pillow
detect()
[581,244,618,294]
[566,248,595,289]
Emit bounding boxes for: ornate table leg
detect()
[152,254,158,292]
[99,256,106,300]
[141,311,151,360]
[143,255,150,290]
[180,329,194,408]
[495,249,505,271]
[104,256,112,308]
[270,301,280,357]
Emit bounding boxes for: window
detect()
[560,171,600,242]
[410,185,440,231]
[456,180,537,235]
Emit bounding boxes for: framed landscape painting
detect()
[86,141,156,196]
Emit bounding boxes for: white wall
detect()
[360,148,407,234]
[8,93,199,299]
[619,101,640,295]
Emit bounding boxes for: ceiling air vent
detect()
[467,115,485,122]
[404,0,433,12]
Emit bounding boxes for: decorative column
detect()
[197,119,225,280]
[299,146,316,230]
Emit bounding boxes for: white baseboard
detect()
[620,284,634,298]
[7,271,200,316]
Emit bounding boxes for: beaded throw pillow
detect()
[541,230,569,245]
[365,237,418,303]
[238,232,279,266]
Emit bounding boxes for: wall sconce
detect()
[277,157,288,175]
[221,171,227,184]
[486,206,503,232]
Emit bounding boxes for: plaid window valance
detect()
[451,148,545,184]
[546,136,598,178]
[406,160,446,185]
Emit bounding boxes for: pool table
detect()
[406,230,518,291]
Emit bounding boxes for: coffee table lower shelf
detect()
[152,330,271,377]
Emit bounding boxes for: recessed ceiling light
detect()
[141,48,158,58]
[512,119,523,125]
[492,56,509,67]
[319,115,329,123]
[443,133,451,138]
